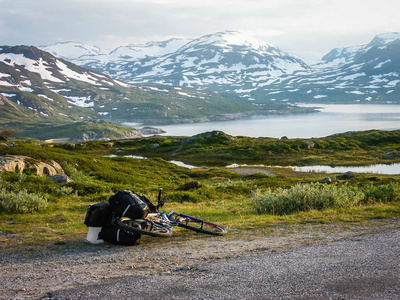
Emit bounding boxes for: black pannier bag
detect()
[109,190,149,220]
[140,194,157,213]
[84,202,112,227]
[99,223,141,246]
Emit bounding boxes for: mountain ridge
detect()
[40,31,400,104]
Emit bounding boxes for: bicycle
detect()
[113,189,227,237]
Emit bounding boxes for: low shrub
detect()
[62,163,92,182]
[251,183,364,215]
[53,186,75,197]
[0,188,48,213]
[363,182,400,204]
[167,191,202,203]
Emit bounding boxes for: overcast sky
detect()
[1,0,399,63]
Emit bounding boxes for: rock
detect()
[140,127,166,135]
[383,151,400,159]
[0,155,66,177]
[48,174,73,183]
[31,162,58,176]
[337,171,355,180]
[49,160,65,174]
[305,140,315,149]
[0,156,26,173]
[320,177,331,184]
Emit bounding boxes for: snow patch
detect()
[313,95,327,99]
[1,93,16,97]
[63,95,94,107]
[374,59,391,69]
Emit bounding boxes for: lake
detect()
[124,104,400,138]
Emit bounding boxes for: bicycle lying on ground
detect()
[113,189,227,237]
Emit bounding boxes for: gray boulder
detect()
[48,174,73,183]
[383,151,400,159]
[337,171,355,180]
[320,177,332,184]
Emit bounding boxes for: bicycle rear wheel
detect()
[114,217,172,237]
[173,213,227,236]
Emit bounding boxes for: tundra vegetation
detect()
[0,129,399,252]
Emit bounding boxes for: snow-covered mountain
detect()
[263,32,400,103]
[39,31,400,104]
[0,45,262,125]
[321,32,400,67]
[0,45,128,123]
[42,38,191,67]
[41,31,310,100]
[39,42,105,61]
[117,31,309,100]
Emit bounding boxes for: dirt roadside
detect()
[1,218,399,300]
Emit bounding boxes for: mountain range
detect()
[0,43,286,139]
[1,31,399,140]
[40,31,400,104]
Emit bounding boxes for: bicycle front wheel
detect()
[114,217,172,237]
[173,213,227,236]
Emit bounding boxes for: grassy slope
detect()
[102,130,400,166]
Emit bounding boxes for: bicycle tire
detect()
[173,213,227,236]
[114,217,172,237]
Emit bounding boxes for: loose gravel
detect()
[1,219,399,300]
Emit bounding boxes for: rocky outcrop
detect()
[31,162,59,176]
[0,155,65,176]
[0,156,25,173]
[67,129,143,142]
[140,127,166,135]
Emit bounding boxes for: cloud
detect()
[1,0,400,62]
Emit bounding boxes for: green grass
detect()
[91,129,400,167]
[0,129,399,253]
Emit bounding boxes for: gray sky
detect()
[1,0,399,63]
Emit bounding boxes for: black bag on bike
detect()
[99,222,141,246]
[108,190,149,220]
[84,202,112,227]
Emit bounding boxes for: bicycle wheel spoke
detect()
[114,217,172,237]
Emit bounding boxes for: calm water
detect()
[291,164,400,175]
[226,163,400,175]
[125,104,400,138]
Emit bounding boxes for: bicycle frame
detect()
[147,209,227,235]
[114,188,227,236]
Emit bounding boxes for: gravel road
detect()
[2,219,399,300]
